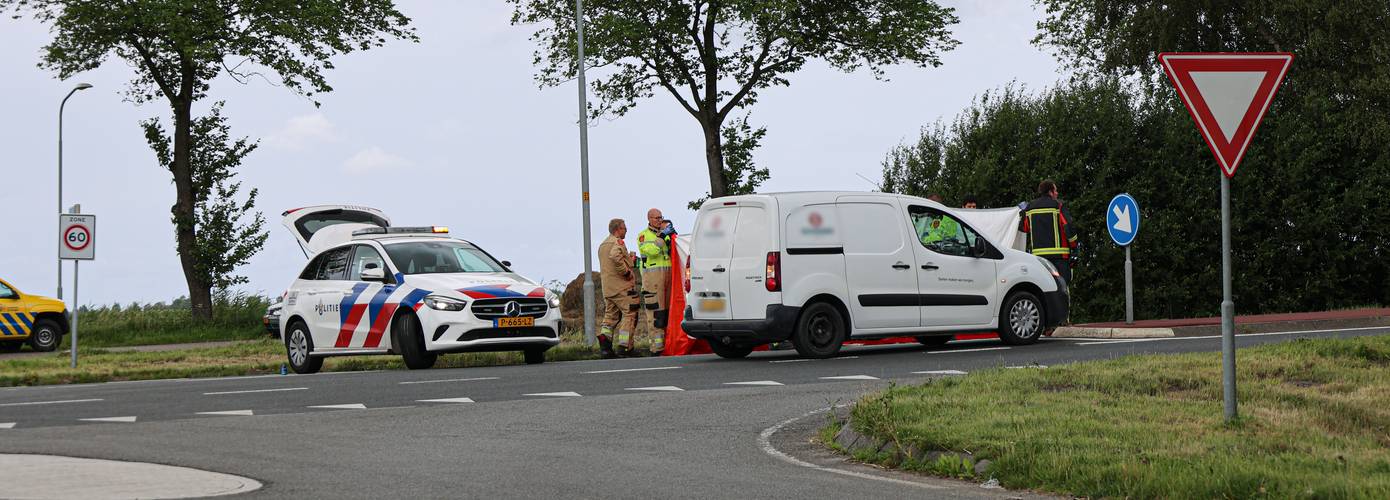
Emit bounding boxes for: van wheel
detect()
[915,335,952,347]
[285,320,323,374]
[395,312,437,370]
[27,319,62,352]
[999,291,1044,345]
[792,302,846,359]
[709,342,754,359]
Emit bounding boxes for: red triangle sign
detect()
[1159,52,1294,178]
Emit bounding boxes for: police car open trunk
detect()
[282,205,391,256]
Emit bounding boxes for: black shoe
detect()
[600,349,618,359]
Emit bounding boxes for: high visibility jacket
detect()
[636,227,672,269]
[1020,197,1077,258]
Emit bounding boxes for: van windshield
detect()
[383,241,507,275]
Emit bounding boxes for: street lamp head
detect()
[74,83,93,90]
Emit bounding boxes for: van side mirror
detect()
[360,267,385,282]
[971,237,987,258]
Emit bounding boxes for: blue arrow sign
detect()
[1107,193,1140,246]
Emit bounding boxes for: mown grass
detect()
[1,339,605,387]
[839,335,1390,499]
[62,294,270,348]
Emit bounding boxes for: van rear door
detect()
[727,202,778,319]
[282,205,391,256]
[687,205,739,320]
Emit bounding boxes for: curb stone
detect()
[831,418,984,476]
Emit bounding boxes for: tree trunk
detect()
[703,119,727,198]
[171,68,212,320]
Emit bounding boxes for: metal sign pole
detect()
[1220,174,1237,420]
[574,0,596,347]
[70,260,79,368]
[1124,246,1134,324]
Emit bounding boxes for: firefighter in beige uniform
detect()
[598,218,639,358]
[636,208,672,354]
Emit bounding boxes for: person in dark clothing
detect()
[1019,180,1077,284]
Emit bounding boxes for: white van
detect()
[681,192,1068,359]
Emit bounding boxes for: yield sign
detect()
[1158,53,1294,178]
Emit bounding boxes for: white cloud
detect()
[265,113,338,150]
[342,146,413,174]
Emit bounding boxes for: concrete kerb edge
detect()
[1050,327,1175,339]
[828,415,994,478]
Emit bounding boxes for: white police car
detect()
[278,206,561,373]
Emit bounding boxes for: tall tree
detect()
[5,0,417,318]
[687,114,769,209]
[142,102,267,293]
[511,0,960,198]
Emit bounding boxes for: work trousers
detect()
[602,292,639,348]
[642,267,670,349]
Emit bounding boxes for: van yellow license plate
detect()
[495,317,534,328]
[698,298,726,312]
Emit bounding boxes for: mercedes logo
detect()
[504,301,521,317]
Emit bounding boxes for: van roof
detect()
[701,191,944,208]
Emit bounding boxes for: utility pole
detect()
[574,0,596,346]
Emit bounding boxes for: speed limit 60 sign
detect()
[60,213,95,260]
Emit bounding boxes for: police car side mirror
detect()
[501,260,512,268]
[360,267,386,282]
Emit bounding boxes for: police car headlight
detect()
[424,295,467,311]
[1036,257,1061,278]
[547,294,561,309]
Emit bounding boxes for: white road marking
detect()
[204,387,307,396]
[398,377,499,385]
[80,416,137,423]
[769,359,811,363]
[525,392,582,397]
[913,370,968,375]
[724,380,784,386]
[0,398,103,407]
[583,366,681,374]
[0,423,15,429]
[196,410,255,417]
[418,397,475,404]
[819,375,880,381]
[758,406,943,491]
[832,356,861,360]
[308,403,367,410]
[1074,326,1390,346]
[625,386,684,392]
[928,347,1010,354]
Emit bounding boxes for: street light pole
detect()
[574,0,596,346]
[57,83,93,301]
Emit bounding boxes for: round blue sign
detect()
[1106,193,1140,246]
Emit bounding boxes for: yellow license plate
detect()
[698,298,727,312]
[495,317,534,328]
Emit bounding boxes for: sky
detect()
[0,1,1065,307]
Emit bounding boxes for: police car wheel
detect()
[285,321,323,374]
[523,348,546,365]
[709,342,754,359]
[394,313,436,370]
[0,341,23,352]
[27,320,61,352]
[792,302,846,359]
[999,291,1044,345]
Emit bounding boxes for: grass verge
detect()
[834,335,1390,499]
[1,339,604,387]
[61,294,271,349]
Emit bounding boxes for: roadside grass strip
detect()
[832,335,1390,499]
[0,339,603,387]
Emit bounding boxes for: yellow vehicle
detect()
[0,278,68,352]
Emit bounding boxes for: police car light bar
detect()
[352,226,449,236]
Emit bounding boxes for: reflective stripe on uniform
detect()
[1032,248,1072,256]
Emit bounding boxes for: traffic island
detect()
[0,454,261,498]
[823,334,1390,498]
[1052,307,1390,338]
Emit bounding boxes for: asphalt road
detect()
[3,326,1387,499]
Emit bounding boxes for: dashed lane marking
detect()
[418,397,475,404]
[724,380,784,386]
[928,346,1010,354]
[525,392,582,398]
[398,377,499,385]
[0,423,15,429]
[583,366,681,374]
[204,387,307,396]
[625,386,684,392]
[80,416,137,423]
[913,370,967,375]
[308,403,367,410]
[0,398,103,407]
[819,375,880,381]
[196,410,255,417]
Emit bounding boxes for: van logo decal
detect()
[800,211,834,235]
